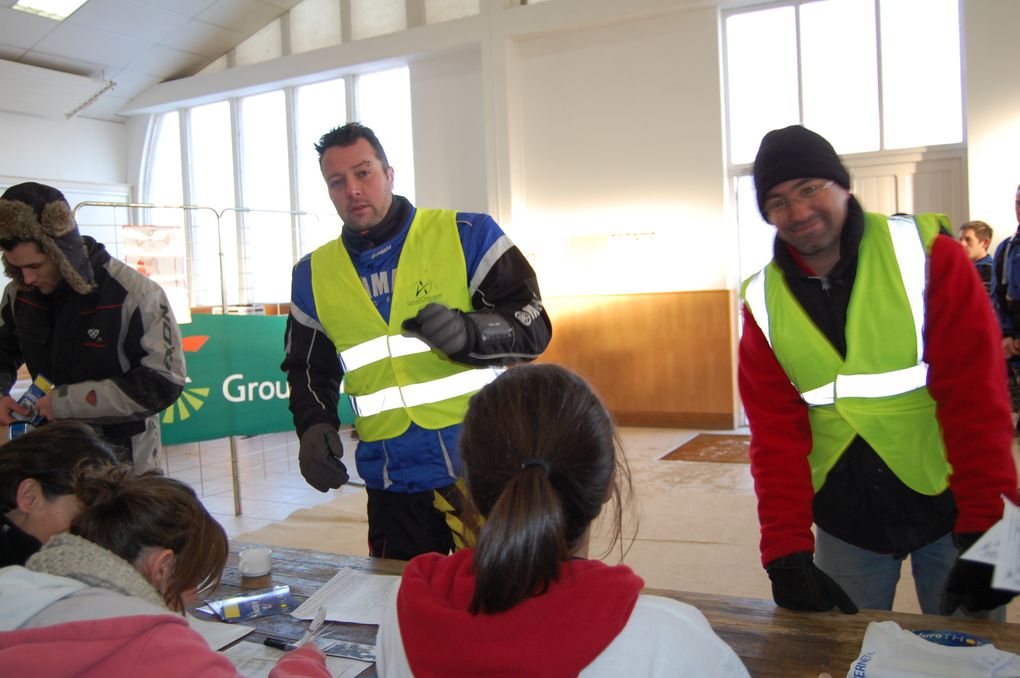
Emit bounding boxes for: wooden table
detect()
[647,588,1020,677]
[210,543,1020,677]
[199,542,404,677]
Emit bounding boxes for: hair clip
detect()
[520,458,550,473]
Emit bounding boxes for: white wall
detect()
[510,6,728,295]
[409,46,488,212]
[963,0,1020,249]
[0,110,127,189]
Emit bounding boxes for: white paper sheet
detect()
[222,640,368,678]
[961,496,1020,592]
[292,567,399,625]
[186,613,255,650]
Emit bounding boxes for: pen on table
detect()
[263,637,299,651]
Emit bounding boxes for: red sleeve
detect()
[140,619,329,678]
[738,303,816,568]
[925,234,1018,533]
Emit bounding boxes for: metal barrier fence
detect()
[72,201,334,314]
[70,201,339,515]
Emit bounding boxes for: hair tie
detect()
[521,458,550,473]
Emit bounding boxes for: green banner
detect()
[160,314,352,445]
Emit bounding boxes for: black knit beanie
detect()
[753,125,851,219]
[0,182,95,294]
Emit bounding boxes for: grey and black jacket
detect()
[0,237,186,470]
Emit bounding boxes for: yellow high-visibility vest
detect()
[312,209,501,441]
[742,213,952,494]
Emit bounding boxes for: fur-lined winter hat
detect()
[0,182,95,294]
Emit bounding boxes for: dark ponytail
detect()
[461,363,626,614]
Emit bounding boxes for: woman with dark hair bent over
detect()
[0,466,328,677]
[376,363,748,677]
[0,420,118,567]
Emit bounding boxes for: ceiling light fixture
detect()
[13,0,88,21]
[66,80,116,119]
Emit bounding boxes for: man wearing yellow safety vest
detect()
[739,125,1017,619]
[282,123,551,560]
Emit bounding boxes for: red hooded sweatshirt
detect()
[395,548,644,677]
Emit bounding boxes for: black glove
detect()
[298,423,349,492]
[401,303,472,357]
[940,532,1017,615]
[766,552,859,614]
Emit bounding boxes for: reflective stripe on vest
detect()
[348,367,504,417]
[339,335,433,372]
[744,215,928,406]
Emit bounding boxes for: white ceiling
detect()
[0,0,301,123]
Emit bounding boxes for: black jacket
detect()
[0,514,40,568]
[0,237,186,468]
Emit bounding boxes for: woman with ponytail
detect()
[377,363,748,677]
[0,466,328,677]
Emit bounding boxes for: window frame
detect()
[141,67,414,308]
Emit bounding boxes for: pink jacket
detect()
[0,613,327,678]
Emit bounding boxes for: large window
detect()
[145,66,414,308]
[138,0,487,309]
[238,90,291,305]
[144,111,187,269]
[724,0,964,281]
[295,79,348,254]
[146,112,183,208]
[187,101,236,307]
[724,0,962,164]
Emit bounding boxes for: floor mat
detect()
[660,433,750,464]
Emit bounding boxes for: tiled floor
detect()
[162,427,718,542]
[163,429,367,538]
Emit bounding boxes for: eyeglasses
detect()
[763,180,835,222]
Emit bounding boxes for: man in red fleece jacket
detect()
[739,125,1017,619]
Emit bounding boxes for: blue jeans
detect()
[814,527,1006,621]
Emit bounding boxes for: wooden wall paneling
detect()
[539,290,736,429]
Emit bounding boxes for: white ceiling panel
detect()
[0,58,112,119]
[17,49,106,78]
[159,19,244,58]
[77,93,132,119]
[109,67,165,99]
[0,45,26,60]
[67,0,189,44]
[129,45,208,79]
[0,0,295,122]
[131,0,218,14]
[33,23,152,70]
[0,7,56,49]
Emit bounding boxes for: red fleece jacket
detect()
[740,233,1018,567]
[396,548,644,678]
[0,613,327,677]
